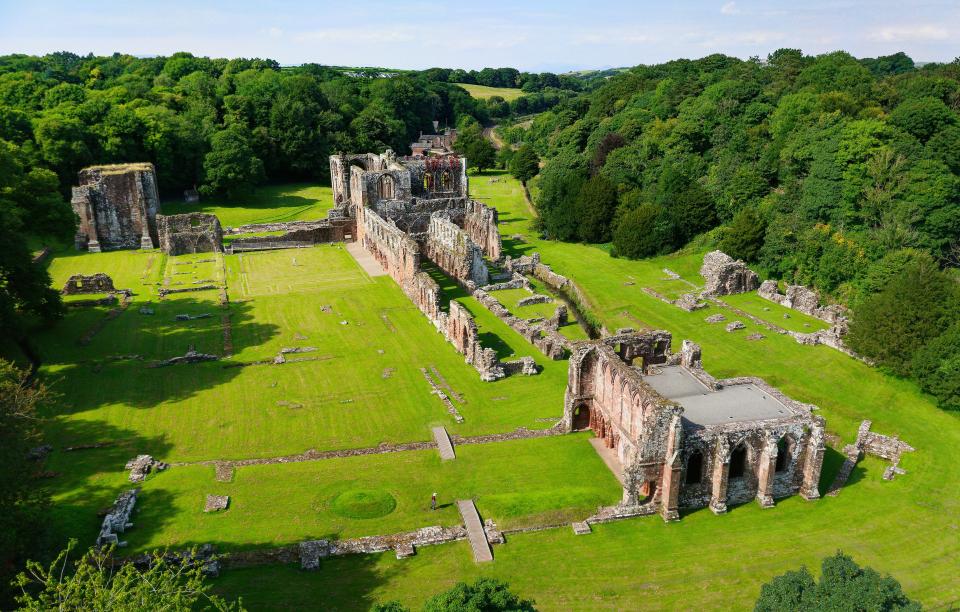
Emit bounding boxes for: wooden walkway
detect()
[432,426,456,461]
[457,500,493,562]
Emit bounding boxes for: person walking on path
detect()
[431,492,437,511]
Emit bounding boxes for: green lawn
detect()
[454,83,525,101]
[127,433,621,553]
[160,183,334,228]
[32,173,960,610]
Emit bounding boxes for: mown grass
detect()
[214,171,960,610]
[160,183,334,227]
[454,83,525,101]
[126,433,621,553]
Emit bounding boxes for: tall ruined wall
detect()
[356,205,420,285]
[423,214,489,286]
[374,197,466,234]
[358,205,506,380]
[700,250,759,297]
[563,338,680,467]
[157,213,224,255]
[72,163,160,252]
[463,199,502,260]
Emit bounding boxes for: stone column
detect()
[755,436,777,508]
[709,437,730,514]
[659,416,682,522]
[800,417,826,500]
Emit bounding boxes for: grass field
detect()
[210,171,960,609]
[454,83,526,101]
[160,183,334,227]
[128,433,621,553]
[31,172,960,610]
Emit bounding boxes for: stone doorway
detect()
[572,404,591,430]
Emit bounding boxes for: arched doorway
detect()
[572,403,591,430]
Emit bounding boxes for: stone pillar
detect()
[800,417,826,500]
[659,416,682,522]
[709,437,730,514]
[755,436,777,508]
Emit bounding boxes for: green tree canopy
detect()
[509,143,540,182]
[755,551,920,612]
[200,123,265,198]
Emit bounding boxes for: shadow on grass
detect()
[41,417,175,550]
[33,297,279,413]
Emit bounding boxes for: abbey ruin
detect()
[72,163,160,252]
[562,332,825,520]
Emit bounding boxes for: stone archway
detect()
[572,403,591,430]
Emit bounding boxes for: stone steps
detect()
[457,499,493,563]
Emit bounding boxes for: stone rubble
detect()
[725,320,746,332]
[699,251,759,297]
[204,494,230,513]
[97,488,139,547]
[125,454,168,482]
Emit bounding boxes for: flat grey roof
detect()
[644,365,792,426]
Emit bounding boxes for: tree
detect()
[15,541,242,611]
[889,97,956,142]
[612,203,663,259]
[200,124,265,198]
[453,120,496,173]
[422,578,535,612]
[719,207,767,262]
[911,323,960,411]
[509,144,539,182]
[0,141,64,361]
[756,551,920,611]
[0,360,53,608]
[575,175,618,242]
[846,258,960,375]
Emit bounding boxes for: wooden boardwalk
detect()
[456,500,493,562]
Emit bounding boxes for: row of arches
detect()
[684,436,796,485]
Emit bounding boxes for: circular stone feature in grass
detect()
[329,489,396,519]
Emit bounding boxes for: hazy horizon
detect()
[1,0,958,73]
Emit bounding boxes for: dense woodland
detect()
[0,49,956,608]
[507,50,960,409]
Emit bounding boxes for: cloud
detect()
[267,27,283,39]
[869,25,949,42]
[293,28,416,44]
[721,2,740,15]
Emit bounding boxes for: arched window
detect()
[440,170,452,190]
[378,175,395,200]
[685,451,703,485]
[729,444,748,479]
[775,436,793,472]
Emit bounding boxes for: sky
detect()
[0,0,957,72]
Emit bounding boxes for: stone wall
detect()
[463,199,502,260]
[157,213,224,255]
[61,273,116,295]
[757,280,848,324]
[227,217,355,252]
[563,333,825,521]
[423,214,489,286]
[699,250,759,296]
[473,289,568,360]
[72,163,160,252]
[97,488,138,546]
[855,420,914,464]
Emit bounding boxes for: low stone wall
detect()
[228,217,354,252]
[62,273,116,295]
[473,289,568,360]
[97,488,138,546]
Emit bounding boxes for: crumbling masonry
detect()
[331,150,518,380]
[157,213,224,255]
[561,331,824,521]
[72,163,160,252]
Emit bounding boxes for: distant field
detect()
[454,83,525,101]
[161,183,334,227]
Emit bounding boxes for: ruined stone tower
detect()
[72,163,161,252]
